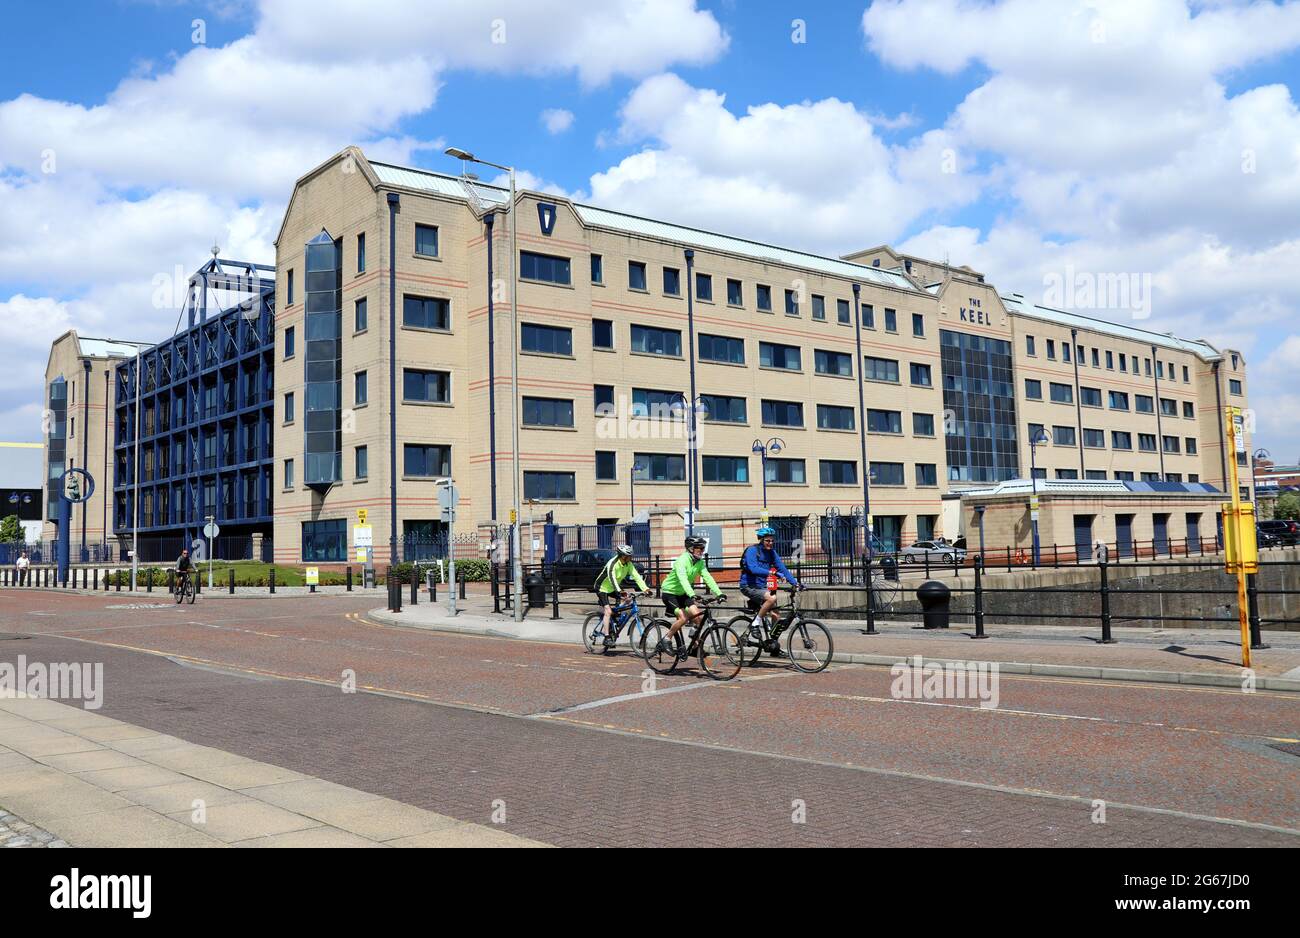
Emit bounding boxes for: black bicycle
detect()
[727,586,833,673]
[173,570,195,604]
[640,594,743,680]
[582,592,652,656]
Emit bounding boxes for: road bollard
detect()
[115,569,121,591]
[269,568,276,594]
[346,566,353,592]
[973,561,987,639]
[229,569,236,594]
[167,570,174,594]
[1247,573,1267,650]
[410,572,418,606]
[146,569,153,593]
[551,567,560,620]
[1099,562,1116,644]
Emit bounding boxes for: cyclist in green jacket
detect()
[656,535,725,654]
[595,545,651,646]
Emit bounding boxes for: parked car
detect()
[1255,527,1280,549]
[1257,519,1299,546]
[550,548,625,590]
[898,540,966,565]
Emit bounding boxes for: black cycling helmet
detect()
[684,535,706,550]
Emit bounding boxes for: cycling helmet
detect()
[685,535,707,550]
[756,526,776,539]
[615,544,634,557]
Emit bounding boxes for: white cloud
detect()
[540,108,575,135]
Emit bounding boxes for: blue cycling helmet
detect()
[756,526,776,539]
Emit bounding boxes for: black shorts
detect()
[740,585,773,610]
[662,593,694,616]
[597,591,618,608]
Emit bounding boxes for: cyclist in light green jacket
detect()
[656,535,725,652]
[595,545,651,646]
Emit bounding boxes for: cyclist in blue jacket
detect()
[739,526,801,655]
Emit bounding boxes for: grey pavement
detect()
[0,694,546,848]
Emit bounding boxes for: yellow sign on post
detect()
[305,567,319,586]
[357,509,368,525]
[1223,406,1254,669]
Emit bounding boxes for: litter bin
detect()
[880,554,898,581]
[525,571,546,608]
[916,580,951,629]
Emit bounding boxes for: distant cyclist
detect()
[174,548,193,592]
[740,526,802,656]
[654,535,725,656]
[594,545,651,647]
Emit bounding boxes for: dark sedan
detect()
[550,548,629,590]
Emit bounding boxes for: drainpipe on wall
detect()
[484,213,498,522]
[387,192,400,566]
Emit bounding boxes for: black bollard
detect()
[916,580,951,629]
[229,569,236,594]
[973,561,987,639]
[346,566,353,592]
[269,568,276,594]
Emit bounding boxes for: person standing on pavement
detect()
[16,550,29,586]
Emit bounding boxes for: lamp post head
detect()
[769,439,783,455]
[751,441,764,456]
[445,147,475,161]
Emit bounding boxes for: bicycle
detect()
[173,570,195,605]
[727,586,833,673]
[582,591,651,655]
[640,594,743,681]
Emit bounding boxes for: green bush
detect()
[384,558,491,585]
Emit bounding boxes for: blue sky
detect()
[2,0,1299,464]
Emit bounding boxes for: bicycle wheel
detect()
[174,580,184,604]
[185,578,196,604]
[640,618,681,674]
[582,612,609,655]
[698,624,743,681]
[786,618,833,673]
[625,615,648,655]
[726,614,763,667]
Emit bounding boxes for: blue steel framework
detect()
[113,258,276,560]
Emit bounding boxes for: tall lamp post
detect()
[851,283,873,555]
[446,146,523,622]
[1028,427,1050,568]
[752,437,786,510]
[1250,447,1269,506]
[670,392,704,533]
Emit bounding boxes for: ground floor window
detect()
[302,519,346,562]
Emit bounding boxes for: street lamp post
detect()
[752,437,786,510]
[1028,427,1050,568]
[670,392,702,534]
[1251,447,1269,505]
[850,283,873,555]
[446,146,523,622]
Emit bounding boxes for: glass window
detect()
[1109,391,1129,410]
[520,251,571,285]
[1052,425,1076,446]
[284,392,295,423]
[1024,379,1042,399]
[522,397,574,427]
[1112,431,1132,450]
[884,308,897,332]
[1160,398,1178,417]
[1186,437,1198,455]
[727,279,743,306]
[522,323,573,356]
[630,388,679,418]
[633,453,686,483]
[837,299,850,324]
[1136,395,1154,413]
[817,404,855,431]
[404,444,451,477]
[820,460,857,485]
[696,273,713,301]
[761,400,804,427]
[1081,387,1102,407]
[765,458,805,484]
[592,319,614,350]
[812,295,826,320]
[354,298,367,332]
[355,446,368,479]
[403,368,450,403]
[1139,433,1157,452]
[590,254,603,284]
[524,471,576,500]
[1050,382,1073,404]
[284,458,294,489]
[699,333,744,364]
[912,313,924,337]
[784,289,799,316]
[630,325,681,357]
[663,267,680,295]
[862,409,898,433]
[756,284,772,311]
[1026,335,1036,356]
[284,326,295,359]
[913,413,935,436]
[862,304,875,328]
[1162,436,1180,453]
[815,349,852,376]
[1083,428,1105,448]
[628,261,647,291]
[594,385,615,414]
[415,224,439,257]
[910,363,932,387]
[403,295,450,330]
[1055,469,1079,480]
[915,463,938,486]
[1229,379,1242,395]
[287,269,294,306]
[355,370,368,405]
[1183,401,1194,418]
[1046,339,1055,359]
[864,356,899,382]
[595,451,616,481]
[302,519,346,562]
[700,394,746,423]
[760,342,801,371]
[1063,344,1071,363]
[703,456,749,483]
[357,233,366,273]
[869,462,904,485]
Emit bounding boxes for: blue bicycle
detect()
[582,592,652,656]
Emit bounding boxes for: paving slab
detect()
[51,805,226,848]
